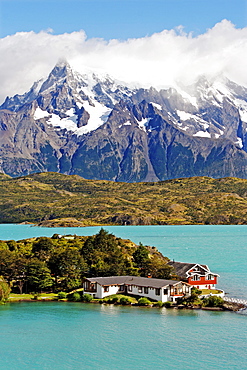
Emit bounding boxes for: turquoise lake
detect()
[0,224,246,369]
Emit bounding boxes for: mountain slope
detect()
[1,61,247,181]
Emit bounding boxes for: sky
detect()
[0,0,246,103]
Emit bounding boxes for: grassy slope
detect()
[1,172,247,225]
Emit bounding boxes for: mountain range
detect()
[1,60,247,181]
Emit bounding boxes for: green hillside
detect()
[1,172,247,225]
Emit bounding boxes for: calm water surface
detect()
[0,302,246,370]
[0,224,246,369]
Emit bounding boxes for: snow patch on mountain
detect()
[236,137,243,148]
[81,101,111,134]
[119,121,132,128]
[34,107,50,120]
[193,131,211,138]
[151,102,162,110]
[138,117,150,131]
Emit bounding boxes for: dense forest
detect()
[1,172,247,225]
[0,229,174,295]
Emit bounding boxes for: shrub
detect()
[82,293,93,302]
[156,301,163,308]
[163,301,172,308]
[0,279,11,303]
[203,295,224,307]
[67,292,81,301]
[119,297,131,305]
[111,297,119,304]
[138,297,151,306]
[57,291,67,300]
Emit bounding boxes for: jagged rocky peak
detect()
[1,60,247,181]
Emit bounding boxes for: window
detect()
[155,288,161,296]
[104,286,109,292]
[128,285,132,292]
[163,288,168,295]
[192,275,200,281]
[144,287,148,294]
[138,287,142,293]
[119,285,124,291]
[206,274,212,280]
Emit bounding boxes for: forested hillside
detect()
[0,229,172,294]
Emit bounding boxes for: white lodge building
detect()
[83,276,192,303]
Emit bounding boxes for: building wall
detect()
[126,284,169,302]
[188,275,217,289]
[84,280,191,302]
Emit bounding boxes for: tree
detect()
[48,247,88,291]
[145,255,173,279]
[133,243,150,269]
[26,259,53,292]
[0,277,11,303]
[32,237,54,261]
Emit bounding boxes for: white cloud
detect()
[0,20,247,103]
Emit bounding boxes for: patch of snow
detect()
[138,118,150,132]
[234,98,247,123]
[76,102,83,109]
[212,81,232,99]
[47,111,78,132]
[76,101,111,135]
[46,101,111,135]
[193,131,211,138]
[119,121,132,128]
[177,110,208,125]
[214,130,224,139]
[177,110,194,121]
[151,102,162,110]
[34,107,50,120]
[235,137,243,148]
[239,110,247,123]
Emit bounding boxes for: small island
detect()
[0,228,236,310]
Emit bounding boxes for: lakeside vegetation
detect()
[0,229,173,297]
[1,172,247,225]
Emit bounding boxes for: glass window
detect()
[144,287,148,294]
[128,285,132,292]
[104,286,109,292]
[155,288,161,295]
[163,288,168,295]
[192,275,200,281]
[138,287,142,293]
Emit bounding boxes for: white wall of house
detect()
[126,285,170,302]
[84,284,120,299]
[100,285,120,299]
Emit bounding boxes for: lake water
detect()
[0,224,246,369]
